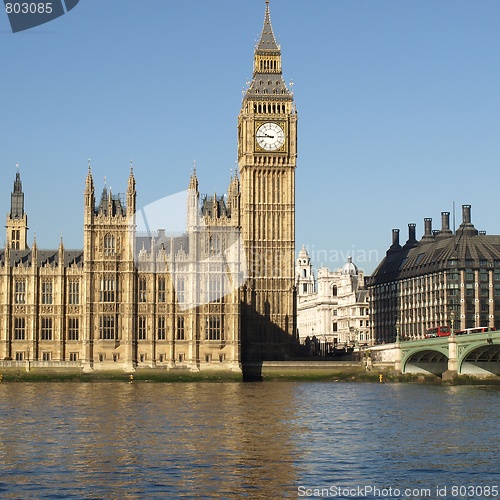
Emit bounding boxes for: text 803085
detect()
[5,3,53,14]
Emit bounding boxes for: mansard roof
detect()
[369,228,500,285]
[245,74,291,100]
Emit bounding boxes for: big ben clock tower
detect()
[238,0,297,361]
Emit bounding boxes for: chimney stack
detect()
[387,228,402,254]
[404,223,419,249]
[435,211,453,239]
[392,228,400,246]
[457,204,478,236]
[408,223,416,241]
[421,218,434,241]
[462,205,471,224]
[441,212,450,231]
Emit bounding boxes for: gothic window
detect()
[158,277,166,303]
[41,281,53,305]
[14,317,25,340]
[11,229,20,249]
[14,279,26,304]
[100,276,116,302]
[206,316,222,341]
[209,275,222,303]
[209,235,221,255]
[99,315,115,340]
[177,277,185,304]
[176,316,185,340]
[157,317,166,340]
[68,318,79,341]
[41,317,52,341]
[68,280,79,305]
[104,233,115,255]
[139,277,147,303]
[138,316,147,340]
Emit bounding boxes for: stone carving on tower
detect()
[0,1,297,371]
[238,0,298,360]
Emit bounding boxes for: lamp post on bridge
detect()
[445,310,458,380]
[450,312,455,338]
[395,319,401,343]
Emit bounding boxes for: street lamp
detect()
[395,319,401,343]
[450,311,455,337]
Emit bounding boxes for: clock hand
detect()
[256,134,274,139]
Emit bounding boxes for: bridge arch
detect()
[459,343,500,376]
[402,347,449,376]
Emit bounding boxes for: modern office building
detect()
[368,206,500,343]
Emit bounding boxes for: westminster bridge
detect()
[369,330,500,378]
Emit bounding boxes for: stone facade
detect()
[0,1,297,371]
[296,246,371,352]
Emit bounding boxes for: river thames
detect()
[0,381,498,499]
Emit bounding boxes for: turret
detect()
[296,245,315,296]
[187,164,199,231]
[6,167,29,250]
[84,162,95,224]
[126,161,136,217]
[227,172,240,223]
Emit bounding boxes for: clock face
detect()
[256,122,285,151]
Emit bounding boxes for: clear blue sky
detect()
[1,0,500,274]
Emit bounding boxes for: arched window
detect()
[104,233,115,255]
[332,285,338,296]
[303,269,307,278]
[139,276,147,303]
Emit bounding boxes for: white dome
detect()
[341,256,358,275]
[298,245,309,260]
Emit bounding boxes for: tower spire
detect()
[257,0,279,52]
[6,168,28,250]
[11,169,24,219]
[244,1,290,100]
[188,161,199,192]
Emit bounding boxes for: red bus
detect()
[424,326,451,338]
[455,327,494,335]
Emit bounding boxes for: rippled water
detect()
[0,382,498,499]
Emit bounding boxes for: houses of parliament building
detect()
[0,1,297,372]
